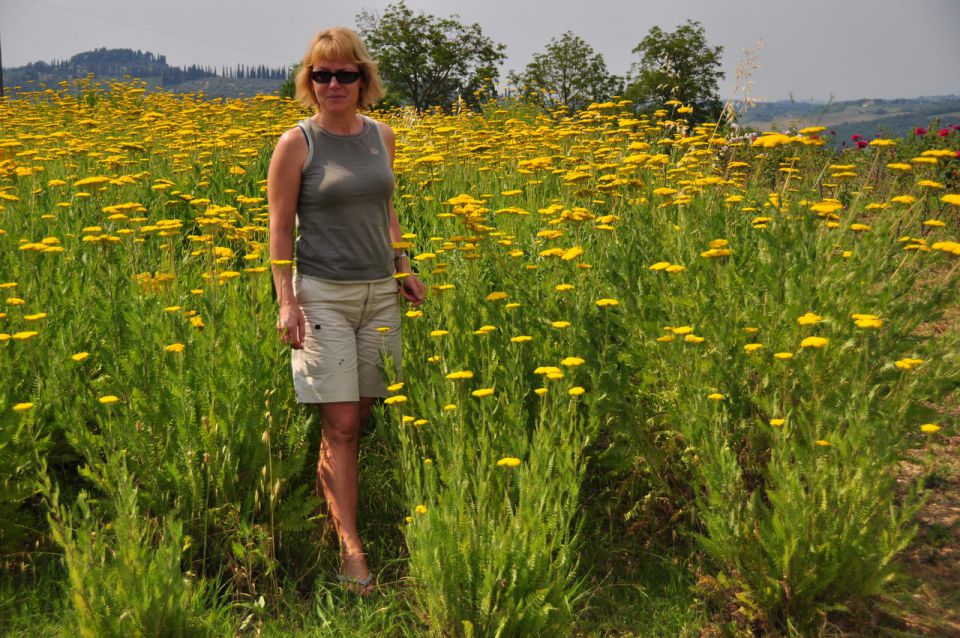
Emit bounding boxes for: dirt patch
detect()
[891,434,960,636]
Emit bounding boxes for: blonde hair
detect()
[294,27,385,111]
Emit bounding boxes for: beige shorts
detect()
[292,273,401,403]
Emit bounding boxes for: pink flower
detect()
[851,134,863,141]
[914,127,927,136]
[939,128,950,137]
[855,140,868,149]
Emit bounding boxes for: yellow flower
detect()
[98,395,120,405]
[707,393,724,401]
[510,335,533,343]
[12,331,39,340]
[534,387,548,396]
[743,343,764,354]
[534,366,562,376]
[6,297,25,305]
[164,343,185,353]
[442,403,457,411]
[800,336,828,349]
[810,201,843,215]
[941,194,960,206]
[769,418,785,427]
[406,310,423,318]
[797,312,822,326]
[164,305,182,313]
[560,356,585,368]
[415,504,428,515]
[891,195,917,205]
[774,352,794,360]
[649,261,671,271]
[815,439,830,447]
[71,351,90,362]
[496,457,521,468]
[568,386,586,396]
[471,388,495,398]
[919,423,941,434]
[852,313,882,329]
[12,402,34,412]
[555,284,575,292]
[190,316,205,329]
[684,335,705,344]
[595,298,620,307]
[384,395,408,405]
[669,326,693,335]
[429,329,449,337]
[485,291,508,302]
[656,335,675,342]
[895,358,924,370]
[551,320,571,329]
[700,248,732,258]
[387,382,404,392]
[24,313,47,321]
[446,371,474,380]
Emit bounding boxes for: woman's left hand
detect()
[398,275,426,307]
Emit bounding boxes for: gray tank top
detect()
[294,116,395,282]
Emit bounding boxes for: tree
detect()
[356,2,506,111]
[508,32,622,113]
[625,20,724,123]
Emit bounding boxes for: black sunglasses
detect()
[310,69,364,84]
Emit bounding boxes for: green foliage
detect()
[44,460,225,637]
[508,32,622,114]
[2,78,959,636]
[279,62,300,101]
[625,20,724,122]
[356,2,506,111]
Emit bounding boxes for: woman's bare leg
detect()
[317,398,375,591]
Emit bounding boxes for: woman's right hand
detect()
[277,301,306,349]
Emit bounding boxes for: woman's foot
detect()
[338,552,375,596]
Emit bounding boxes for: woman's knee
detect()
[321,403,362,443]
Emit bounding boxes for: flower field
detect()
[1,78,959,636]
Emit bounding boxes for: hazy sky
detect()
[2,0,959,102]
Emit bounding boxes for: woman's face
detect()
[311,59,364,114]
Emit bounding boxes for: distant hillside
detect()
[738,95,960,142]
[3,47,288,98]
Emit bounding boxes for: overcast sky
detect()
[2,0,959,102]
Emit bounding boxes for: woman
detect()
[267,27,426,595]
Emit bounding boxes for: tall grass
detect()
[0,79,958,634]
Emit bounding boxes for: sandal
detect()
[338,553,375,595]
